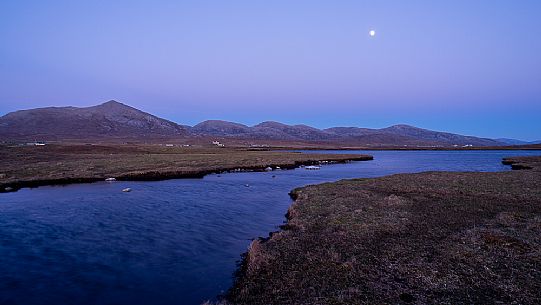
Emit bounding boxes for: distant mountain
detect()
[0,101,510,147]
[191,120,333,141]
[495,138,541,145]
[325,124,501,146]
[0,100,188,140]
[377,124,501,146]
[189,120,503,146]
[496,138,530,145]
[324,127,447,146]
[251,121,333,141]
[192,120,251,136]
[324,127,376,137]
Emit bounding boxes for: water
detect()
[0,150,539,305]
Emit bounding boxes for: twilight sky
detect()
[1,1,540,140]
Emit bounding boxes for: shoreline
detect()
[0,155,373,193]
[227,156,541,304]
[501,156,536,170]
[262,146,541,151]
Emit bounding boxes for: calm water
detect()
[0,150,539,305]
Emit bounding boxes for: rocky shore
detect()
[0,144,372,193]
[228,156,541,304]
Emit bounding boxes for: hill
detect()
[0,101,509,147]
[190,120,503,146]
[0,101,188,141]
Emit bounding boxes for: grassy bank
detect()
[0,144,372,192]
[229,156,541,304]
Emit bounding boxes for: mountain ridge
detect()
[0,101,509,146]
[496,138,541,145]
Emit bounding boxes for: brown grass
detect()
[228,156,541,304]
[0,143,372,192]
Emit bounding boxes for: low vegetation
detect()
[229,156,541,304]
[0,144,372,192]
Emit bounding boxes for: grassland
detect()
[228,156,541,304]
[0,144,372,192]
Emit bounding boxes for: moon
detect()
[369,30,376,37]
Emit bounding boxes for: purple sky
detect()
[1,1,540,140]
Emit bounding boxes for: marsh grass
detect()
[0,143,372,192]
[229,157,541,304]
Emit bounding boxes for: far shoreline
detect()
[3,142,540,194]
[0,144,373,193]
[263,146,541,151]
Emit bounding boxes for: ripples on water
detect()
[0,150,539,305]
